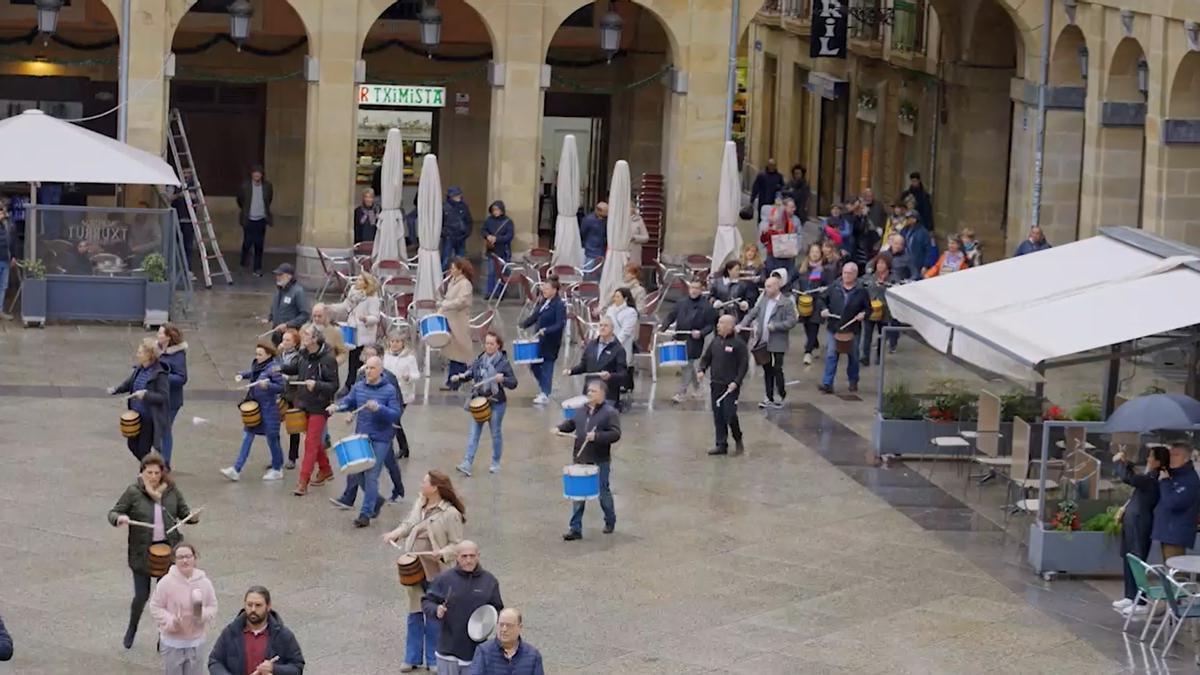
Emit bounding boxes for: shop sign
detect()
[357,85,446,108]
[810,0,848,59]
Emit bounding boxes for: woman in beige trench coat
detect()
[439,257,476,389]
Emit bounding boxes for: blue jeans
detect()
[405,609,439,668]
[485,257,502,296]
[441,239,466,270]
[161,407,181,466]
[341,440,390,519]
[531,358,556,396]
[0,259,10,311]
[569,461,615,534]
[463,402,505,467]
[821,330,860,387]
[233,429,283,472]
[343,441,404,502]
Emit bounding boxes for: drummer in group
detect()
[518,279,567,406]
[816,262,869,394]
[281,323,338,496]
[108,338,172,462]
[697,315,749,456]
[439,258,477,390]
[563,316,626,408]
[556,381,621,540]
[453,331,518,477]
[325,355,402,528]
[421,541,504,675]
[220,343,286,482]
[384,470,467,672]
[659,279,717,404]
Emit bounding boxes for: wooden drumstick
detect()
[388,541,442,556]
[838,316,862,331]
[165,506,205,536]
[125,519,155,529]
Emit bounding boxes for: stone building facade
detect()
[745,0,1200,257]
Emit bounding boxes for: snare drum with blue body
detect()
[334,434,375,474]
[419,314,452,349]
[562,464,600,500]
[561,395,588,420]
[338,322,357,346]
[512,338,542,365]
[656,341,688,368]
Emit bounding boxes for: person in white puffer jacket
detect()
[149,541,218,675]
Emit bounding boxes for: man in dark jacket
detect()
[781,164,810,221]
[405,194,419,250]
[281,324,339,495]
[422,541,504,674]
[481,200,515,296]
[880,233,912,282]
[0,200,14,320]
[470,608,544,675]
[750,159,785,214]
[327,356,401,527]
[899,172,933,231]
[442,186,473,271]
[579,202,608,276]
[698,314,748,456]
[209,586,304,675]
[0,613,11,661]
[817,262,869,394]
[268,263,310,346]
[557,381,621,540]
[564,316,626,407]
[519,279,567,405]
[1014,225,1052,257]
[660,279,717,403]
[236,166,274,276]
[899,214,930,280]
[1152,442,1200,562]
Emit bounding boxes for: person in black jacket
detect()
[1113,445,1168,615]
[0,612,10,661]
[519,280,567,405]
[108,339,172,461]
[660,279,717,404]
[209,586,304,675]
[749,159,784,214]
[453,332,519,477]
[352,188,381,244]
[280,324,339,496]
[557,381,621,540]
[697,315,749,456]
[563,317,627,407]
[422,541,504,673]
[1152,442,1200,562]
[816,263,869,394]
[441,186,473,271]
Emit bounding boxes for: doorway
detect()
[542,92,610,238]
[817,95,848,214]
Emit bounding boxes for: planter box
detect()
[1028,526,1124,576]
[898,118,915,137]
[20,278,46,327]
[144,281,171,327]
[873,412,977,456]
[856,106,878,124]
[43,275,146,323]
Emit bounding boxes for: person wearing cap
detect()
[442,186,473,271]
[236,165,274,276]
[268,264,310,345]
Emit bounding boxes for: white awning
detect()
[887,228,1200,382]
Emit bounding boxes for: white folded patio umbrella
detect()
[599,160,632,302]
[414,154,443,302]
[712,141,744,275]
[373,127,406,267]
[551,135,584,269]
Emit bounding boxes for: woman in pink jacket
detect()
[149,542,218,674]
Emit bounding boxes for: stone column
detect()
[122,0,171,158]
[1039,106,1085,246]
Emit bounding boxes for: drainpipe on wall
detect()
[1029,0,1052,230]
[726,0,740,142]
[117,0,130,143]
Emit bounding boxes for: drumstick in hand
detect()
[125,519,155,529]
[838,316,862,331]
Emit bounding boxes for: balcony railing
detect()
[891,0,926,54]
[782,0,811,19]
[760,0,782,14]
[849,0,883,42]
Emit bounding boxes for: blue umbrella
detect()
[1103,394,1200,434]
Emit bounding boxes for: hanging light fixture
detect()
[1136,57,1149,96]
[35,0,64,38]
[1077,45,1089,81]
[599,1,623,57]
[419,1,443,49]
[228,0,254,50]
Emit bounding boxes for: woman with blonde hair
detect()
[739,244,764,291]
[439,257,476,390]
[108,338,172,462]
[341,272,383,389]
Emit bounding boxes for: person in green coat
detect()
[108,452,197,650]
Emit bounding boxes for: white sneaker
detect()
[489,463,500,474]
[803,352,813,366]
[1122,604,1150,617]
[1112,598,1134,610]
[671,393,686,404]
[532,393,548,405]
[262,469,284,481]
[220,467,240,482]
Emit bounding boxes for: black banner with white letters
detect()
[810,0,848,59]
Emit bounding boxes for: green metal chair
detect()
[1124,554,1170,640]
[1150,572,1200,657]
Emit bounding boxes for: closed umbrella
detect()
[712,140,744,275]
[1103,393,1200,434]
[414,154,443,303]
[551,135,584,269]
[373,127,406,268]
[599,160,632,302]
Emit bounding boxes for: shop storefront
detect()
[354,84,444,204]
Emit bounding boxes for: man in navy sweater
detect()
[326,356,401,528]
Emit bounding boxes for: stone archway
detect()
[1092,37,1147,231]
[1158,51,1200,245]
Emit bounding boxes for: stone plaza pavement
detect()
[0,278,1178,673]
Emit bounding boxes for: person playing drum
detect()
[326,356,402,528]
[556,381,621,541]
[421,541,504,675]
[816,262,869,395]
[453,331,518,477]
[108,338,172,462]
[518,279,566,406]
[280,324,339,496]
[276,328,303,470]
[383,471,467,673]
[108,452,197,650]
[156,323,188,468]
[220,343,286,482]
[563,316,627,408]
[440,258,476,391]
[697,314,749,456]
[737,274,797,409]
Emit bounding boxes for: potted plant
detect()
[1069,394,1103,422]
[874,381,977,456]
[898,100,917,136]
[20,259,47,327]
[1030,500,1128,577]
[856,91,879,123]
[928,379,977,422]
[141,253,171,327]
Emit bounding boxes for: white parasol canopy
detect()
[373,127,406,268]
[599,160,632,302]
[414,154,443,302]
[712,141,744,274]
[551,135,584,269]
[0,109,179,185]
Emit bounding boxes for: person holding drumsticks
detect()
[816,262,869,395]
[518,279,566,406]
[422,541,504,675]
[384,470,467,673]
[276,328,302,470]
[108,452,197,650]
[556,381,622,540]
[156,323,188,468]
[697,314,749,456]
[149,542,218,674]
[338,271,383,390]
[326,355,402,528]
[453,331,518,477]
[280,324,339,496]
[440,258,476,391]
[220,344,286,482]
[659,279,716,404]
[109,338,172,462]
[564,316,627,408]
[207,586,305,675]
[737,274,797,409]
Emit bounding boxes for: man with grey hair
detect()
[423,541,504,675]
[563,315,627,407]
[817,262,869,394]
[469,608,545,674]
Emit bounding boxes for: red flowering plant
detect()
[1044,405,1068,421]
[1049,499,1081,532]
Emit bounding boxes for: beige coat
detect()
[393,496,464,612]
[439,276,474,363]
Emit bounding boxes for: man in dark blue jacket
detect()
[481,200,514,296]
[1153,442,1200,561]
[579,201,608,277]
[208,586,304,675]
[817,262,870,394]
[0,612,11,661]
[750,159,784,214]
[469,608,544,675]
[442,186,473,271]
[519,279,567,405]
[326,356,401,528]
[899,214,930,280]
[422,541,504,674]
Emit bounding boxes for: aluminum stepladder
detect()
[165,108,233,288]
